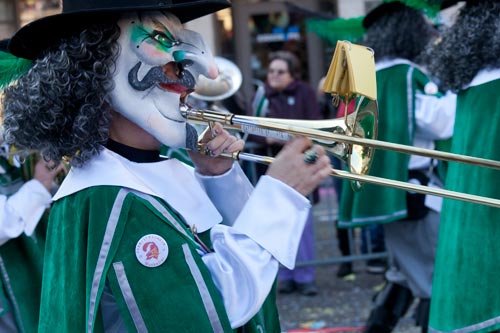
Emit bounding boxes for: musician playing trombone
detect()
[0,1,331,332]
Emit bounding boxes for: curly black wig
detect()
[422,0,500,92]
[362,5,438,63]
[1,22,121,167]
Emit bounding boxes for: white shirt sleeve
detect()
[410,90,457,169]
[201,175,311,328]
[0,179,52,245]
[196,162,254,226]
[415,91,457,140]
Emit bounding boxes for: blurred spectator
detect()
[317,76,353,278]
[251,50,323,296]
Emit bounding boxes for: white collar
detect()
[376,58,416,71]
[466,68,500,88]
[53,148,222,232]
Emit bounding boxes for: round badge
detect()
[424,82,438,95]
[135,234,169,267]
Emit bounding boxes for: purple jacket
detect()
[264,80,322,121]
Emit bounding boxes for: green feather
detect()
[307,0,445,47]
[0,51,32,89]
[306,17,365,45]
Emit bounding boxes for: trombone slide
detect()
[181,105,500,208]
[222,151,500,209]
[182,106,500,172]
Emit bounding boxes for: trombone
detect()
[184,45,500,208]
[180,98,500,209]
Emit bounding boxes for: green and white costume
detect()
[429,69,500,333]
[39,147,311,333]
[0,155,51,244]
[339,59,455,228]
[0,154,52,333]
[339,59,455,299]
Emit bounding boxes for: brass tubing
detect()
[222,152,500,208]
[182,106,500,171]
[184,106,500,207]
[227,114,500,171]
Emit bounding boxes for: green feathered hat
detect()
[306,17,365,45]
[306,0,455,45]
[0,39,32,89]
[363,0,450,29]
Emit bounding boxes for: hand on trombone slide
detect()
[189,122,244,176]
[266,136,331,197]
[189,122,331,197]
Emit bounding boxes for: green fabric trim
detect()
[255,96,268,118]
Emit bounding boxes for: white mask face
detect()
[110,11,218,148]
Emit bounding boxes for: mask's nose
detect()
[173,50,185,62]
[173,49,218,80]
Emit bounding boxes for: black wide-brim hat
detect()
[440,0,485,9]
[9,0,231,60]
[362,0,488,29]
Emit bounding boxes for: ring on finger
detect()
[204,146,213,157]
[45,163,56,171]
[304,149,319,164]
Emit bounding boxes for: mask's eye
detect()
[151,30,180,48]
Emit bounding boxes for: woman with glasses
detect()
[257,50,323,296]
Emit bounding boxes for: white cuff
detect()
[232,176,311,269]
[204,225,279,328]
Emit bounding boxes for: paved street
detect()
[276,263,420,333]
[276,180,421,333]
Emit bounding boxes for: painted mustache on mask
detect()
[128,61,196,92]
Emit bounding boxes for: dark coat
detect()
[264,80,322,120]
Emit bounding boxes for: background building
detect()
[192,0,374,112]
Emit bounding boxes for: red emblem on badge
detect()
[143,242,159,260]
[135,234,168,267]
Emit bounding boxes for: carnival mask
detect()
[110,11,218,148]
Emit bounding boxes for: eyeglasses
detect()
[267,69,288,75]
